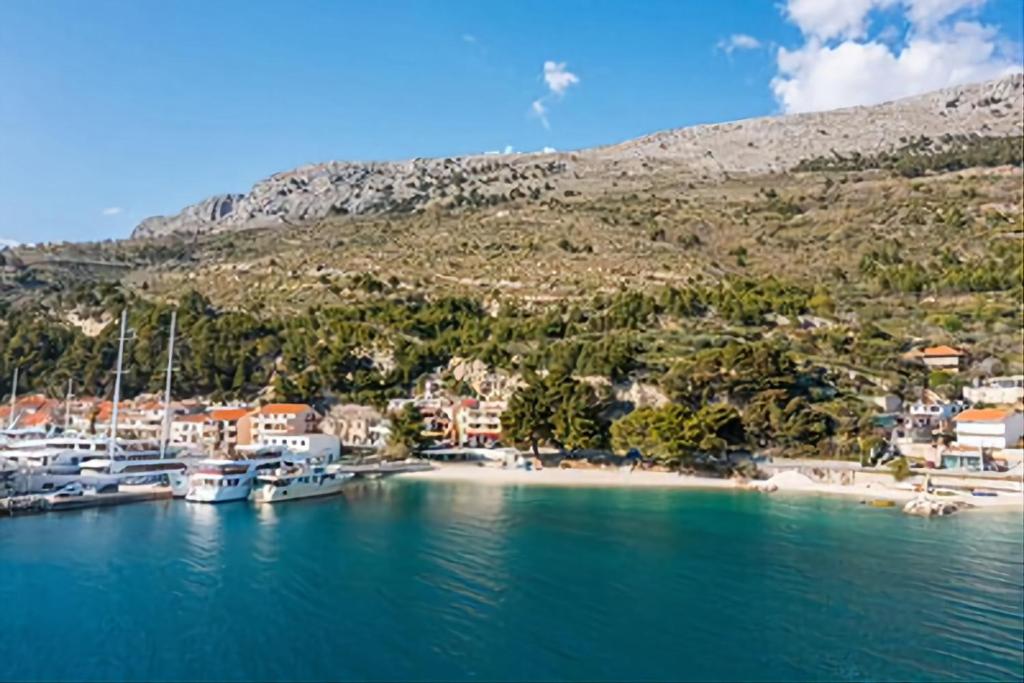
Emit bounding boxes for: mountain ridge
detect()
[133,74,1024,239]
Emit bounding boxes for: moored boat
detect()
[251,462,354,503]
[184,450,283,503]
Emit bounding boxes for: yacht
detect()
[77,440,200,477]
[0,436,110,473]
[251,461,354,503]
[184,449,284,503]
[0,427,51,447]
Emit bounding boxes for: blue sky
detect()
[1,0,1021,244]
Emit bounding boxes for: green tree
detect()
[501,376,556,457]
[386,404,426,459]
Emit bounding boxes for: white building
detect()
[258,433,341,462]
[242,403,319,444]
[455,399,506,447]
[170,414,215,449]
[892,397,967,446]
[964,376,1024,406]
[954,409,1024,450]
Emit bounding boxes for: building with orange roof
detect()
[203,406,252,452]
[237,403,319,447]
[954,408,1023,450]
[921,345,967,372]
[0,394,59,431]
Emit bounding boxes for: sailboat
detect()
[78,310,198,480]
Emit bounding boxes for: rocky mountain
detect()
[133,75,1023,239]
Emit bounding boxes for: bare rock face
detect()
[133,156,571,239]
[132,75,1023,239]
[134,194,244,238]
[597,74,1024,175]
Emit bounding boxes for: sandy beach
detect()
[397,463,1024,510]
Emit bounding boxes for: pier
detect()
[335,461,435,478]
[1,485,172,518]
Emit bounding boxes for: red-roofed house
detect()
[237,404,319,446]
[0,394,58,430]
[922,345,967,372]
[170,413,215,450]
[209,407,251,451]
[955,409,1024,450]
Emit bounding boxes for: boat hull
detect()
[252,475,353,503]
[185,483,253,503]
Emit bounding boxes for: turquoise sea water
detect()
[0,481,1021,682]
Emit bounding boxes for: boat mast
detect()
[108,309,128,457]
[64,378,73,433]
[7,366,17,429]
[159,310,177,459]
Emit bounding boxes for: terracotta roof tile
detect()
[955,408,1014,422]
[210,408,250,422]
[259,403,314,415]
[923,345,965,357]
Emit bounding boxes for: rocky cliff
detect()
[133,74,1023,239]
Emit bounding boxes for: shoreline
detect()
[396,464,1024,511]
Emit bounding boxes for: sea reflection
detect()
[1,482,1018,682]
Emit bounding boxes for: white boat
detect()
[251,462,354,503]
[77,441,199,477]
[0,427,51,447]
[0,435,122,474]
[169,469,191,497]
[1,445,92,474]
[184,450,283,503]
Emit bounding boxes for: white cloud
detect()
[772,0,1021,113]
[531,98,550,129]
[101,207,123,216]
[784,0,893,41]
[542,146,557,153]
[904,0,985,27]
[717,34,763,54]
[0,238,19,249]
[542,61,580,96]
[462,34,477,44]
[529,61,579,129]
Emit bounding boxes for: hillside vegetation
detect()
[0,91,1021,463]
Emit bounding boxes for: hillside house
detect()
[238,403,319,445]
[209,407,250,451]
[921,345,967,372]
[892,395,967,446]
[964,375,1024,406]
[455,399,506,447]
[954,409,1024,450]
[170,413,215,450]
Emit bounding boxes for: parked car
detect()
[50,482,84,498]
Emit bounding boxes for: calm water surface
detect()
[0,481,1021,682]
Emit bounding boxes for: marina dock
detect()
[1,486,173,518]
[335,461,435,477]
